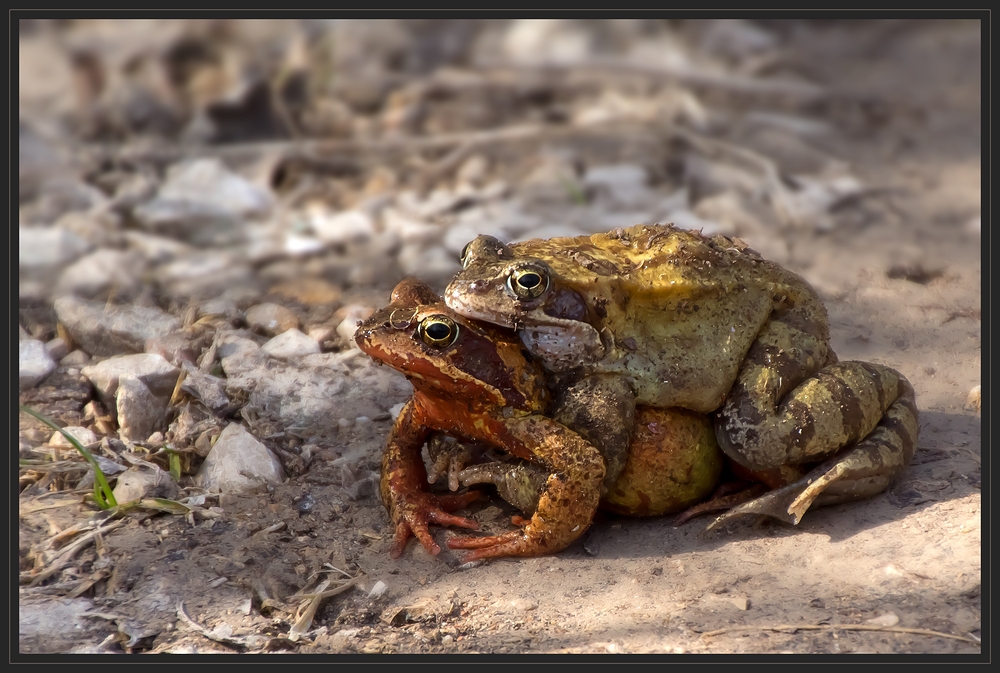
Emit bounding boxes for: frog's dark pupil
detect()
[425,322,452,341]
[518,272,541,289]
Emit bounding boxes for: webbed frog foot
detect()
[447,467,602,563]
[387,490,482,559]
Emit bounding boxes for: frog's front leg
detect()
[550,373,637,493]
[447,416,605,562]
[458,461,549,515]
[425,433,474,492]
[381,400,481,558]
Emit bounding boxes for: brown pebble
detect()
[245,303,299,336]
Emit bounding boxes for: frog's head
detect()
[354,278,548,411]
[446,235,588,326]
[445,236,605,369]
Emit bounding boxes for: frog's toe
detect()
[391,491,482,557]
[672,483,766,526]
[392,519,438,558]
[704,481,808,530]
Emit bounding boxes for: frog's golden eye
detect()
[506,265,548,300]
[418,316,460,348]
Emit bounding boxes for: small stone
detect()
[268,277,343,307]
[82,353,180,416]
[117,377,167,441]
[18,225,92,271]
[44,337,69,361]
[144,332,200,367]
[966,385,981,413]
[510,598,538,611]
[157,157,273,218]
[246,303,300,336]
[54,249,146,299]
[261,328,321,360]
[60,350,90,366]
[155,251,255,301]
[307,325,336,344]
[368,580,389,599]
[48,426,98,449]
[112,464,179,503]
[866,611,900,627]
[336,305,375,342]
[19,339,57,391]
[123,231,194,264]
[54,296,182,357]
[730,594,749,611]
[194,423,286,494]
[389,403,406,419]
[309,209,376,246]
[283,234,324,256]
[179,361,230,412]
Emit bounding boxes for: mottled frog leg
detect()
[447,416,605,562]
[551,373,637,493]
[458,461,549,515]
[381,400,481,558]
[710,369,918,527]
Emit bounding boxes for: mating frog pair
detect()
[356,224,919,563]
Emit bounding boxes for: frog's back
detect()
[512,224,828,411]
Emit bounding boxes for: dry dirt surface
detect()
[17,18,982,657]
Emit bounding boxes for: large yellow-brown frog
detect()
[354,279,723,562]
[445,223,919,525]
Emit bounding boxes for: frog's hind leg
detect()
[718,340,916,471]
[447,415,606,562]
[708,373,918,528]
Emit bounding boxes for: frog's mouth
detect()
[444,284,519,328]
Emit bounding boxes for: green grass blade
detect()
[19,405,118,509]
[167,450,182,482]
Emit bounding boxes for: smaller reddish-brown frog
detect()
[354,278,722,563]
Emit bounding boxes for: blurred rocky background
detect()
[18,18,981,655]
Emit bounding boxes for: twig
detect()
[474,58,828,102]
[289,575,361,641]
[22,518,127,586]
[176,601,268,650]
[700,622,980,645]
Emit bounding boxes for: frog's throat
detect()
[520,317,606,371]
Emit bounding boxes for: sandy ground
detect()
[17,19,982,656]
